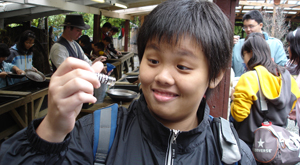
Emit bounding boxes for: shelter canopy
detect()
[1,0,300,25]
[237,0,300,22]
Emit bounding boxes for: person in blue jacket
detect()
[0,1,255,164]
[0,43,25,88]
[6,30,36,84]
[232,10,287,77]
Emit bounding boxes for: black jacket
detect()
[0,94,255,164]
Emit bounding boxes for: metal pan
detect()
[24,69,46,82]
[106,89,138,102]
[125,76,139,83]
[6,72,26,78]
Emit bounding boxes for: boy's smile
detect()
[139,36,211,131]
[152,89,179,102]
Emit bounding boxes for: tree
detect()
[261,8,290,41]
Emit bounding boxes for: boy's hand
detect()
[0,71,8,78]
[94,56,107,63]
[36,57,103,142]
[117,51,122,55]
[15,69,25,75]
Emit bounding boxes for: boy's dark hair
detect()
[102,22,112,29]
[94,42,105,51]
[16,30,36,55]
[111,27,119,33]
[242,10,263,24]
[103,36,112,43]
[137,0,233,84]
[241,32,283,76]
[287,28,300,72]
[0,43,11,57]
[79,35,91,46]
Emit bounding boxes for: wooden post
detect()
[93,13,101,43]
[207,0,238,119]
[124,20,129,51]
[140,15,145,26]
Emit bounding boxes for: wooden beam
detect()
[100,9,132,20]
[10,109,26,128]
[239,1,300,8]
[128,0,166,8]
[0,90,31,96]
[237,5,244,17]
[5,0,101,14]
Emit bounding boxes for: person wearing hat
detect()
[49,14,104,72]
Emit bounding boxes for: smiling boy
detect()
[0,0,255,164]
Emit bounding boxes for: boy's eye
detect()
[148,59,159,64]
[177,65,190,70]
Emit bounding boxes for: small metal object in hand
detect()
[95,73,116,86]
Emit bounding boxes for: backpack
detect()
[252,71,300,164]
[92,103,250,165]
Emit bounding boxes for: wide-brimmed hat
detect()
[61,14,90,30]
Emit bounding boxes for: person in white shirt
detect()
[50,14,104,72]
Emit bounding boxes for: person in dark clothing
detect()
[78,34,93,59]
[103,36,118,59]
[92,42,107,59]
[0,43,25,88]
[99,22,112,42]
[0,0,255,164]
[107,26,122,55]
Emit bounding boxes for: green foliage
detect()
[47,14,66,39]
[28,12,141,40]
[290,22,300,31]
[8,23,22,28]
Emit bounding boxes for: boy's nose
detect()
[154,68,175,86]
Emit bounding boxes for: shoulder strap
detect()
[93,103,118,165]
[254,70,268,112]
[210,116,241,164]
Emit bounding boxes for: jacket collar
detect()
[136,93,212,151]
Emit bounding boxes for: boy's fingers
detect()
[91,61,104,73]
[55,77,95,100]
[53,57,94,77]
[50,69,100,89]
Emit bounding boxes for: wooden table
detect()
[0,81,49,140]
[106,52,136,80]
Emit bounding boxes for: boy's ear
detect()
[209,70,225,89]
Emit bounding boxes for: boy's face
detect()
[103,40,109,46]
[139,36,213,130]
[93,46,101,53]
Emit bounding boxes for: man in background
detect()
[232,10,287,77]
[50,14,102,72]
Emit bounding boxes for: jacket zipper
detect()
[165,129,180,165]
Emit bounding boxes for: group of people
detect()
[0,30,37,88]
[2,0,300,164]
[49,14,121,74]
[77,24,121,61]
[230,9,300,156]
